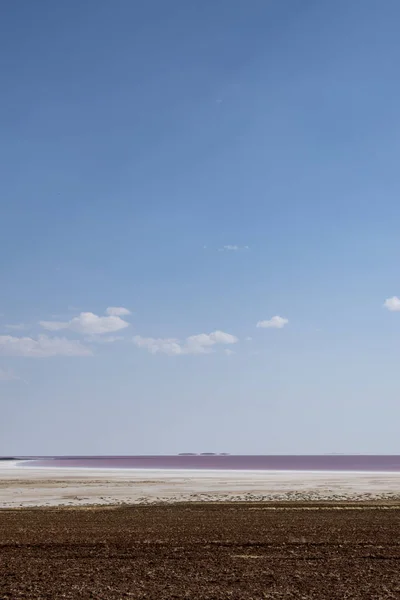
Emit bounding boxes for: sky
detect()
[2,0,400,455]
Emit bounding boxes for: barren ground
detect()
[1,504,400,599]
[2,464,400,506]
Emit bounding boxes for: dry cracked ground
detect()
[1,503,400,599]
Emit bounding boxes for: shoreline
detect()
[1,463,400,508]
[5,459,400,475]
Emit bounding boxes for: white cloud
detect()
[0,335,92,357]
[133,330,238,356]
[106,307,131,316]
[185,331,237,354]
[245,336,252,341]
[39,320,70,331]
[383,297,400,312]
[0,368,19,381]
[224,349,235,356]
[133,336,183,356]
[40,311,130,335]
[256,316,289,329]
[219,245,249,251]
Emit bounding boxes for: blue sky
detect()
[2,0,400,455]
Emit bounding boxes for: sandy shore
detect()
[1,461,400,507]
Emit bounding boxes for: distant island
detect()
[177,453,231,456]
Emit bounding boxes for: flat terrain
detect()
[2,463,400,506]
[1,504,400,599]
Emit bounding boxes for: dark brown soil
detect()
[1,504,400,599]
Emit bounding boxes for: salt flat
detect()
[1,462,400,507]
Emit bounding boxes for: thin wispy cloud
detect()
[224,348,235,356]
[133,336,182,356]
[133,330,238,356]
[0,335,92,357]
[5,323,28,331]
[84,335,124,344]
[383,297,400,312]
[218,245,249,252]
[106,306,131,316]
[256,316,289,329]
[40,309,130,335]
